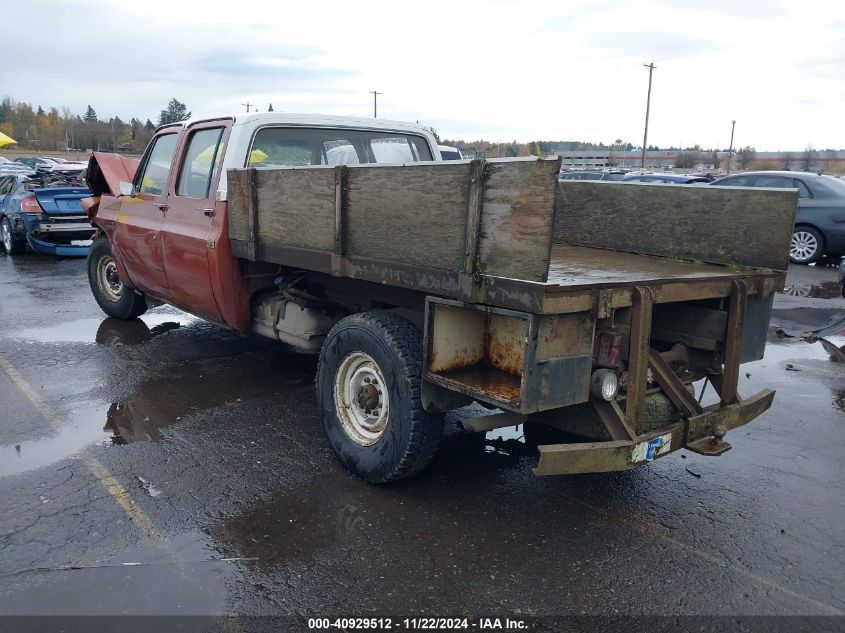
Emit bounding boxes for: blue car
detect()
[0,173,94,257]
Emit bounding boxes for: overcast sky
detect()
[4,0,844,150]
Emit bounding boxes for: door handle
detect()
[153,202,167,212]
[196,208,214,217]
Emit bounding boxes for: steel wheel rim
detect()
[791,231,818,262]
[1,221,11,253]
[97,255,124,302]
[333,351,390,446]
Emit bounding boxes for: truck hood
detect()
[85,152,140,197]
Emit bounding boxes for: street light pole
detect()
[726,119,736,174]
[640,62,656,169]
[369,90,382,118]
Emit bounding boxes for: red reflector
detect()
[20,195,41,214]
[593,329,623,368]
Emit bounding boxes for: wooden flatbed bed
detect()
[223,156,797,475]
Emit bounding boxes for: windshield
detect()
[249,127,433,167]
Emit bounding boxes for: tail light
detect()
[593,329,623,368]
[20,195,41,214]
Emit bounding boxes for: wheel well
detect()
[794,222,822,232]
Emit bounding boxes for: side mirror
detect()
[119,181,135,197]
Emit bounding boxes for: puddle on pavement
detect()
[780,282,843,299]
[105,352,316,445]
[744,335,845,413]
[0,402,110,477]
[1,351,317,477]
[12,312,199,345]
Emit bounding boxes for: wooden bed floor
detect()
[546,244,770,289]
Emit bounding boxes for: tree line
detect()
[0,97,191,153]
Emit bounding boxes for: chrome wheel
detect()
[333,351,390,446]
[791,230,819,263]
[1,221,11,253]
[96,255,124,302]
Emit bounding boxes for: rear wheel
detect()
[87,236,147,319]
[790,226,824,264]
[317,312,444,483]
[1,217,26,255]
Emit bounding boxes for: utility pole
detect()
[242,102,253,113]
[640,62,656,169]
[369,90,382,118]
[726,119,736,173]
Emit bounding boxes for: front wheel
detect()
[1,217,26,255]
[317,312,444,483]
[87,236,148,319]
[790,226,824,264]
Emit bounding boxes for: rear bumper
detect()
[25,233,92,257]
[533,388,775,476]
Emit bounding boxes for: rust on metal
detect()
[720,280,748,405]
[626,286,653,434]
[85,151,141,197]
[686,388,775,444]
[647,348,702,417]
[591,397,637,441]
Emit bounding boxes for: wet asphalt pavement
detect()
[0,252,844,630]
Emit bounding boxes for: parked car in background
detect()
[14,156,86,178]
[0,161,36,177]
[559,170,627,181]
[623,173,710,184]
[438,145,463,160]
[0,173,93,256]
[711,171,845,264]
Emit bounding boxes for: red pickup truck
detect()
[84,112,795,483]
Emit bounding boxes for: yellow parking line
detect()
[0,353,160,540]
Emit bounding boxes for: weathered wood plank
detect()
[227,168,250,242]
[253,167,336,251]
[345,163,471,270]
[477,158,561,282]
[554,181,797,271]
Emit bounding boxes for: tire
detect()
[87,236,148,320]
[317,311,445,483]
[1,217,26,255]
[790,226,824,264]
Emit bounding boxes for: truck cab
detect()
[85,113,440,329]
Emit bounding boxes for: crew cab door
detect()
[160,121,230,323]
[115,130,180,299]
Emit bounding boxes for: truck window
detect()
[369,137,420,163]
[249,127,432,168]
[136,133,179,196]
[176,127,225,198]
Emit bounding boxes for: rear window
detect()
[249,127,433,167]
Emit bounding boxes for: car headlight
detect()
[590,368,619,401]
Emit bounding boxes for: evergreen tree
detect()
[268,103,274,112]
[84,105,97,122]
[158,98,191,125]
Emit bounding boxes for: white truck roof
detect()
[164,112,441,200]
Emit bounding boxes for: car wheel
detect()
[790,226,824,264]
[87,236,148,319]
[317,311,445,483]
[1,217,26,255]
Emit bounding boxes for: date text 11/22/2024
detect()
[307,617,528,630]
